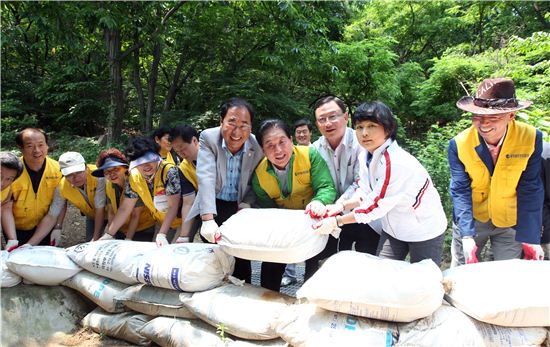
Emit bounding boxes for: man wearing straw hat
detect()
[449,78,544,266]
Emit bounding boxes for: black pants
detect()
[260,261,287,292]
[14,228,51,246]
[200,199,252,284]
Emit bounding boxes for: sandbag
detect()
[6,246,81,285]
[66,240,156,284]
[115,284,195,319]
[1,250,21,287]
[396,303,548,347]
[61,270,129,313]
[217,208,328,263]
[129,243,234,292]
[297,251,444,322]
[443,259,550,327]
[180,283,296,340]
[272,303,397,347]
[139,316,288,347]
[81,307,153,346]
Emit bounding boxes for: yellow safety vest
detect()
[11,157,62,231]
[179,159,198,191]
[1,187,10,205]
[164,151,178,166]
[128,161,182,229]
[105,180,155,233]
[59,165,99,219]
[255,146,313,209]
[455,120,536,227]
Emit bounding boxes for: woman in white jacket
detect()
[314,101,447,264]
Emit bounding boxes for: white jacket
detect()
[352,139,447,242]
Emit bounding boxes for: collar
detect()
[222,138,249,157]
[480,126,507,148]
[319,127,355,151]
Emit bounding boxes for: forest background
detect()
[2,1,549,251]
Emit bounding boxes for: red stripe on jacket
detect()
[355,151,391,215]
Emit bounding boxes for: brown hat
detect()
[456,78,532,115]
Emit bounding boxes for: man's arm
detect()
[448,139,476,238]
[309,148,337,205]
[196,129,219,220]
[26,187,65,245]
[1,200,18,242]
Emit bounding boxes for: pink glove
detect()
[304,201,326,218]
[522,243,544,260]
[462,237,478,264]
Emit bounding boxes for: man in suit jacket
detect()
[188,97,263,282]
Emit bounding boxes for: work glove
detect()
[155,233,169,247]
[312,217,342,238]
[50,228,62,247]
[175,236,191,243]
[305,200,327,218]
[462,237,478,264]
[324,202,344,217]
[238,202,251,210]
[18,243,32,249]
[522,243,544,261]
[5,239,19,252]
[200,220,220,244]
[98,233,114,241]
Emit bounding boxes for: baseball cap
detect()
[59,152,86,176]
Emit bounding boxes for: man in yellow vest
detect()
[170,124,200,242]
[449,78,544,266]
[10,128,64,246]
[24,152,107,245]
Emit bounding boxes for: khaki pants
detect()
[450,220,522,267]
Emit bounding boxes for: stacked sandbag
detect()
[1,250,21,287]
[297,251,444,322]
[81,307,153,346]
[180,283,296,340]
[6,246,81,285]
[129,243,234,292]
[139,316,288,347]
[396,302,548,347]
[217,208,328,263]
[272,303,398,347]
[116,284,196,319]
[62,271,130,312]
[66,240,156,284]
[443,259,550,327]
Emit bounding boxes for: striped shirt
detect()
[217,140,247,201]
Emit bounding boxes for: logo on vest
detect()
[294,170,309,176]
[506,153,529,159]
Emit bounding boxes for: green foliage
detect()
[216,323,227,342]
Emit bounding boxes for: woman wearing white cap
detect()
[24,151,107,245]
[92,148,156,241]
[100,137,195,246]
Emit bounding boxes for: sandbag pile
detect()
[217,208,328,263]
[1,250,21,287]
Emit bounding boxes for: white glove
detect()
[462,237,478,264]
[175,236,190,243]
[324,202,344,217]
[312,217,341,236]
[522,243,544,260]
[98,233,114,241]
[305,200,327,218]
[50,228,62,247]
[156,233,169,247]
[200,220,220,243]
[19,243,32,249]
[5,239,19,252]
[238,202,251,210]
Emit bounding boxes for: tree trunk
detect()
[131,31,146,132]
[145,41,161,132]
[106,27,124,143]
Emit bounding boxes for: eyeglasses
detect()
[473,97,518,109]
[316,113,343,125]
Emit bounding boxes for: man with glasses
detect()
[189,97,264,283]
[305,96,381,279]
[449,78,544,266]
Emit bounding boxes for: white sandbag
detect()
[66,240,156,284]
[443,259,550,327]
[81,307,152,346]
[6,246,81,285]
[217,208,328,263]
[180,283,296,340]
[61,271,129,313]
[273,303,397,347]
[297,251,444,322]
[1,250,21,287]
[115,284,195,319]
[139,316,288,347]
[129,243,234,292]
[396,302,548,347]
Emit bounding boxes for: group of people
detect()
[1,78,548,293]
